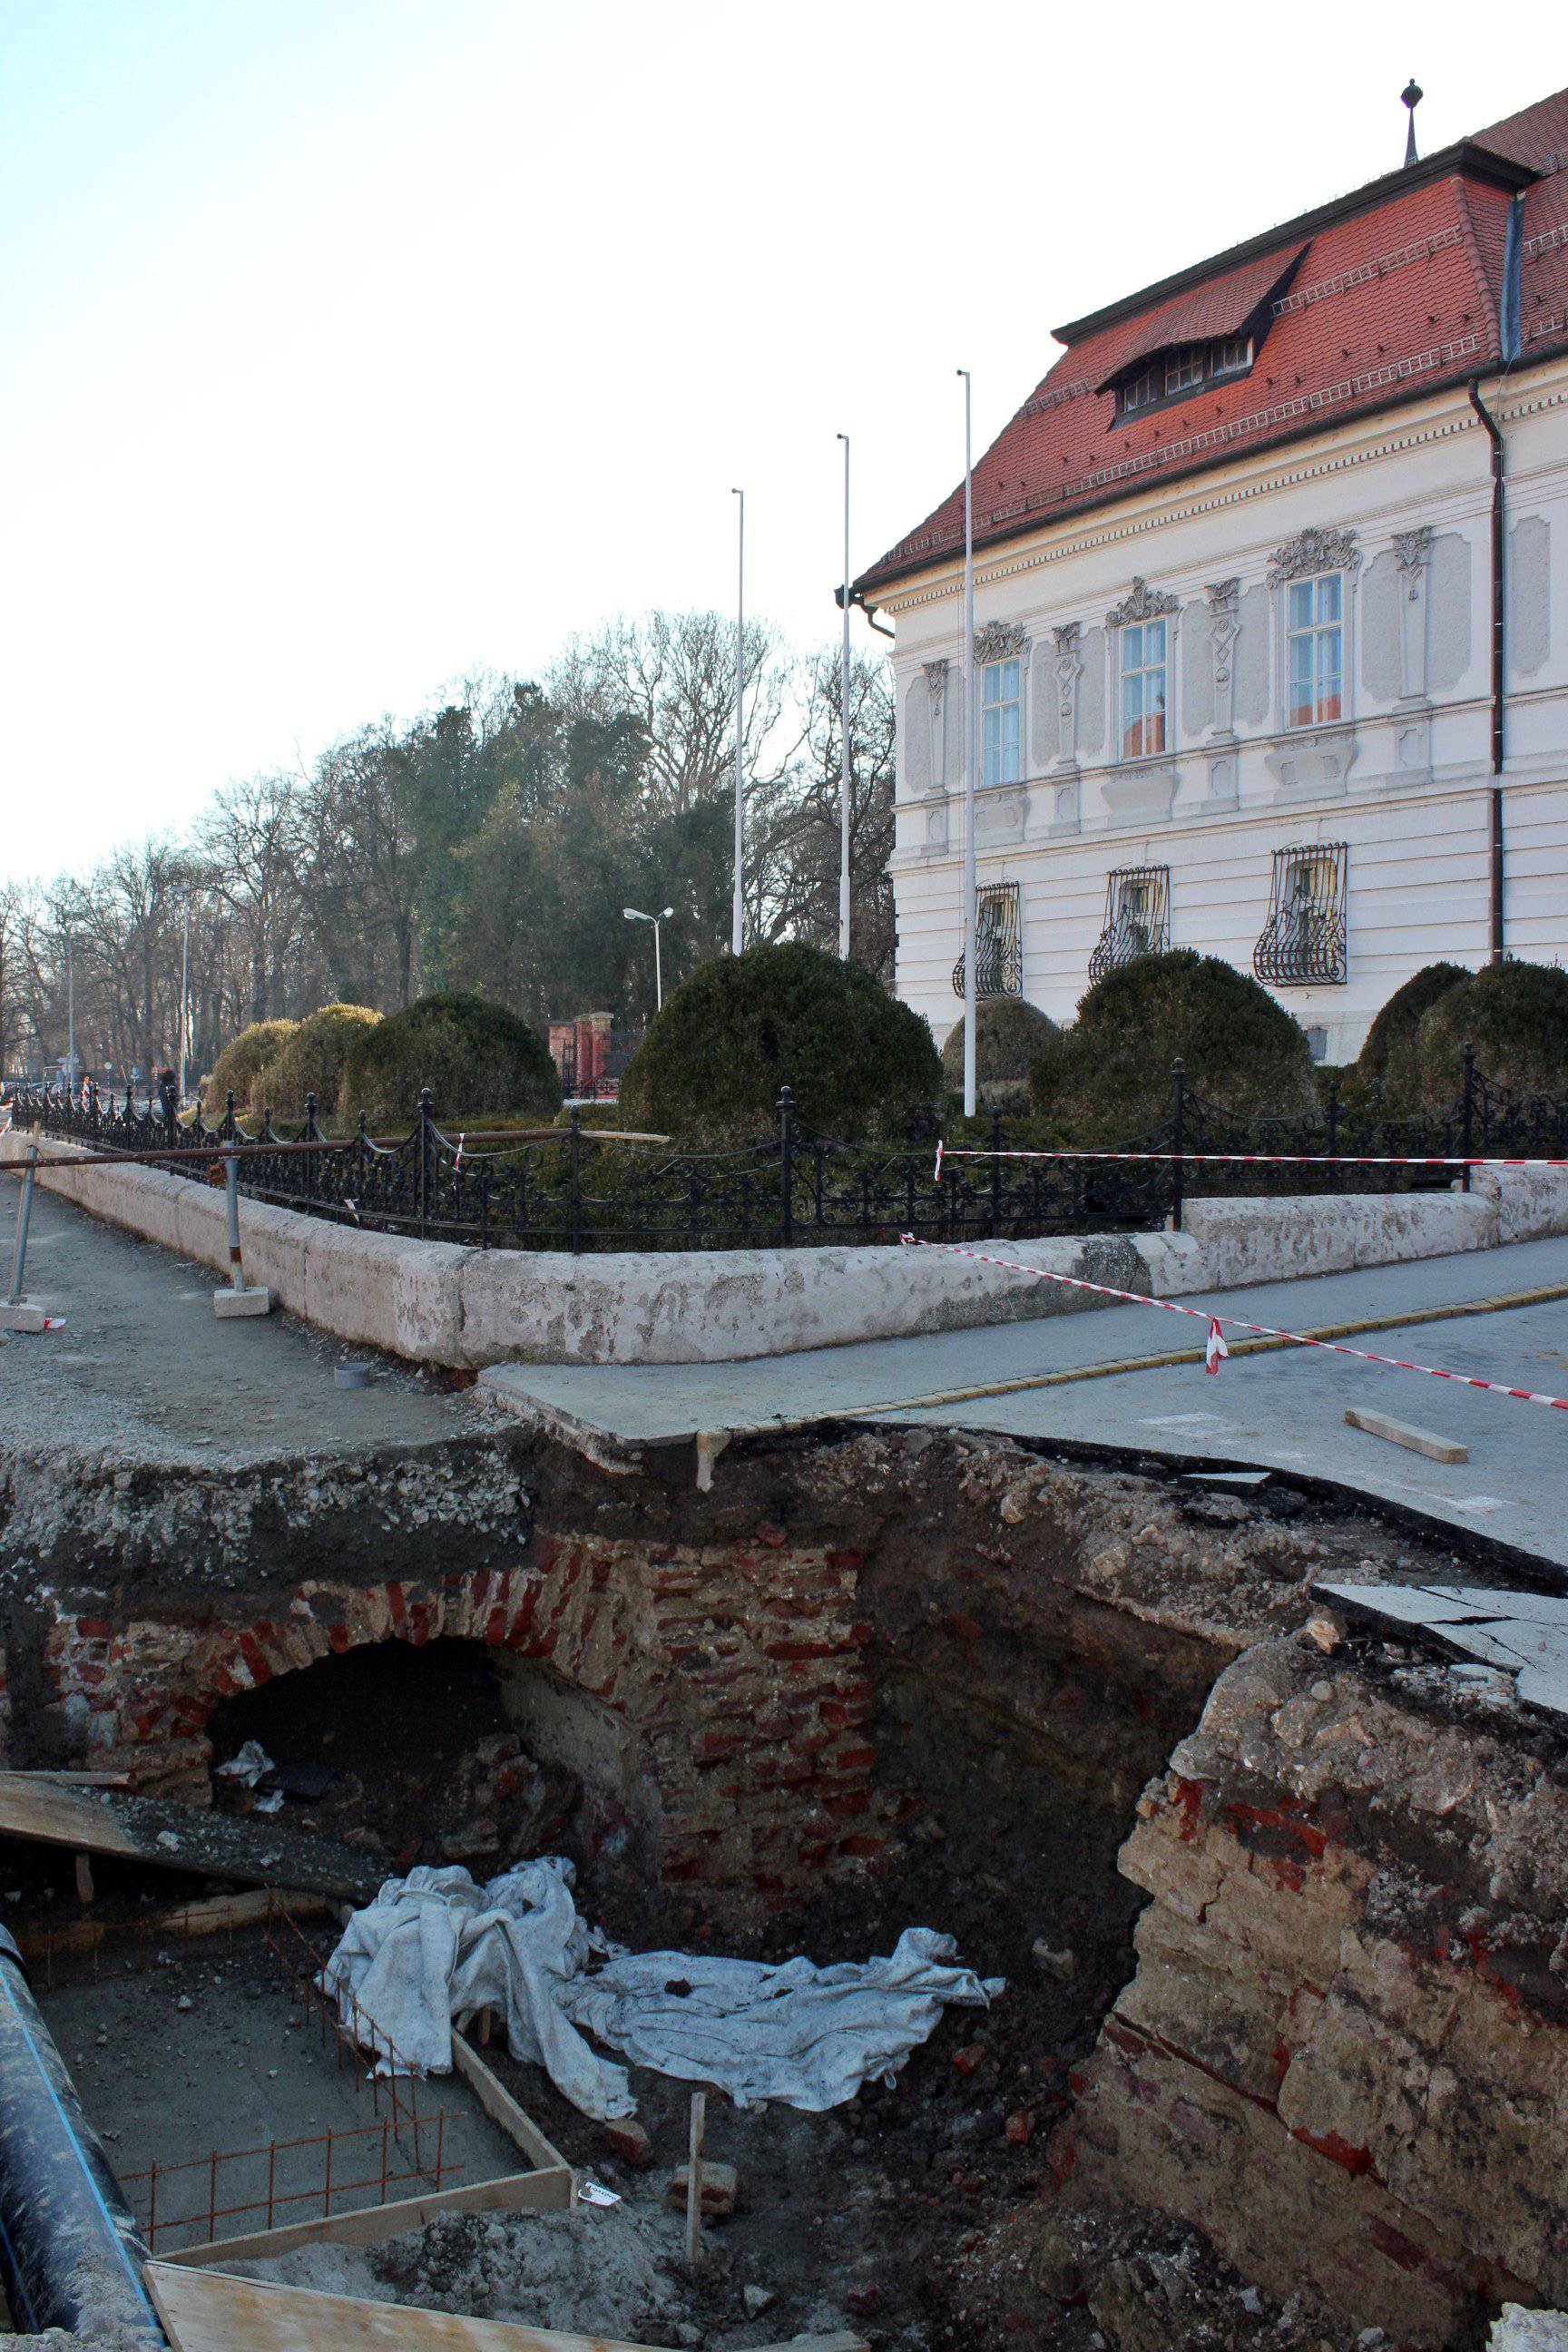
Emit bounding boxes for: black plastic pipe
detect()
[0,1929,163,2342]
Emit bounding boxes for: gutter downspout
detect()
[1465,197,1522,965]
[0,1928,164,2342]
[847,589,895,641]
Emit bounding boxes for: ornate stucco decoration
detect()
[1205,578,1241,740]
[1393,525,1433,599]
[973,620,1027,665]
[1268,527,1361,583]
[1105,577,1179,629]
[1050,622,1082,769]
[921,659,949,796]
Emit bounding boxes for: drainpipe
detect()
[848,589,895,641]
[1466,376,1506,963]
[1466,200,1521,965]
[0,1928,164,2343]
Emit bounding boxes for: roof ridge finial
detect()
[1402,76,1423,169]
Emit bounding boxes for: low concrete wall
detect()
[5,1127,1566,1367]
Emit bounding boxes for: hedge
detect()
[618,944,942,1142]
[942,999,1061,1112]
[248,1004,380,1120]
[1411,960,1568,1108]
[1031,950,1316,1138]
[201,1020,298,1120]
[1357,963,1470,1085]
[339,994,561,1128]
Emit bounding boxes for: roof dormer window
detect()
[1116,336,1255,417]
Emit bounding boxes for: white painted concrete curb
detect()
[5,1126,1565,1368]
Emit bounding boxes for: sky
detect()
[0,0,1558,885]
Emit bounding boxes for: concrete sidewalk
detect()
[481,1235,1568,1566]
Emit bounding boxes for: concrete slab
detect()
[479,1237,1568,1566]
[214,1286,273,1318]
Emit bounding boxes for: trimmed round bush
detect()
[248,1004,380,1120]
[1031,950,1316,1138]
[339,994,561,1127]
[942,999,1061,1112]
[1358,962,1469,1083]
[618,944,942,1142]
[1410,960,1568,1108]
[201,1019,297,1120]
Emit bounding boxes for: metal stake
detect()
[685,2090,706,2269]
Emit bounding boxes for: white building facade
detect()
[858,94,1568,1064]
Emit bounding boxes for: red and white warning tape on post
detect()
[933,1142,1568,1177]
[897,1233,1568,1413]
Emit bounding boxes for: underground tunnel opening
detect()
[205,1637,609,1877]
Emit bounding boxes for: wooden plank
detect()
[0,1772,381,1901]
[449,2032,570,2174]
[1344,1406,1469,1464]
[12,1887,330,1965]
[159,2165,575,2269]
[145,2263,679,2351]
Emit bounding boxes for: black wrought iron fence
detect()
[6,1047,1565,1257]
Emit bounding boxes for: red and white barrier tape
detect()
[934,1142,1568,1177]
[897,1233,1568,1413]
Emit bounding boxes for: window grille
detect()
[1253,842,1348,985]
[951,881,1023,1000]
[1089,866,1171,984]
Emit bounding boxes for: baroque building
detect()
[854,85,1568,1063]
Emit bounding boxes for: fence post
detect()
[568,1105,583,1254]
[1171,1056,1186,1233]
[303,1092,318,1204]
[223,1088,236,1145]
[990,1106,1004,1236]
[88,1077,99,1145]
[779,1086,795,1248]
[1326,1072,1339,1161]
[1461,1043,1475,1194]
[418,1086,434,1235]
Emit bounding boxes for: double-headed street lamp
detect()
[623,906,674,1011]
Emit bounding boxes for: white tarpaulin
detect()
[322,1857,1003,2122]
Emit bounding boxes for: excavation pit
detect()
[8,1396,1568,2347]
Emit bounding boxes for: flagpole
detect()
[731,486,746,956]
[838,433,852,959]
[958,369,976,1119]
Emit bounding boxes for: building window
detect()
[1117,336,1255,416]
[1286,573,1344,728]
[1120,620,1169,760]
[1089,866,1171,984]
[981,658,1022,787]
[951,881,1023,1000]
[1253,842,1348,986]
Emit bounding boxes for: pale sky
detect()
[1,0,1556,884]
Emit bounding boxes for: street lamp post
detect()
[837,433,852,960]
[623,906,675,1012]
[958,369,977,1119]
[179,895,191,1106]
[731,486,745,956]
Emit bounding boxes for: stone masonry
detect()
[24,1530,882,1918]
[1055,1632,1568,2345]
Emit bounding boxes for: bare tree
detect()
[548,611,795,819]
[198,774,304,1024]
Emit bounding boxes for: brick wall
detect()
[29,1525,885,1916]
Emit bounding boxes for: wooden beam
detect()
[158,2163,575,2270]
[1343,1406,1469,1464]
[0,1771,380,1901]
[448,2032,570,2175]
[145,2262,681,2350]
[12,1887,332,1966]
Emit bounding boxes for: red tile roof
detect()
[857,87,1568,603]
[1093,243,1308,387]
